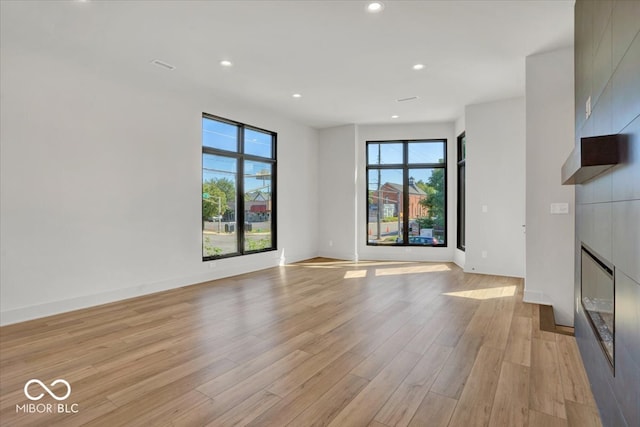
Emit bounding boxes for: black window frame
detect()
[457,132,466,251]
[366,139,447,248]
[202,113,277,261]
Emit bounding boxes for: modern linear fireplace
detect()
[581,245,615,371]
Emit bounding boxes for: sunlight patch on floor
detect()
[344,270,368,279]
[375,263,451,276]
[292,259,431,269]
[443,285,517,300]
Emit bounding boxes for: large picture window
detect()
[202,114,276,260]
[366,140,447,247]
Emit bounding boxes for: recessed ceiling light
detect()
[412,64,425,70]
[292,93,302,98]
[391,115,399,119]
[367,2,384,13]
[220,60,233,67]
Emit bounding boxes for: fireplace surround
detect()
[581,245,615,372]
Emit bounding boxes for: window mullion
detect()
[237,151,245,254]
[403,141,409,246]
[366,138,447,248]
[202,114,276,260]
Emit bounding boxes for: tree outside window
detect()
[366,140,446,247]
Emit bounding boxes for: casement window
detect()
[366,139,447,247]
[202,114,276,260]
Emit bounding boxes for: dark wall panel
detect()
[574,1,640,427]
[612,34,640,132]
[592,17,612,105]
[612,115,640,201]
[612,0,640,71]
[613,271,639,427]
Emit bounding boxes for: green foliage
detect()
[202,179,228,220]
[416,217,437,229]
[246,238,271,251]
[382,216,398,223]
[417,168,445,229]
[203,236,222,257]
[415,179,434,196]
[214,178,235,206]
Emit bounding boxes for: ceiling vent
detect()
[397,96,419,102]
[151,59,176,71]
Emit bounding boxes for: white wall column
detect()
[524,48,575,326]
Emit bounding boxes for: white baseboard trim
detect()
[523,289,552,306]
[1,251,320,326]
[1,275,195,326]
[316,250,358,261]
[453,249,465,270]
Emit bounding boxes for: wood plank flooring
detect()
[0,258,602,426]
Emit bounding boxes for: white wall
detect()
[357,123,456,262]
[0,45,319,325]
[453,115,466,269]
[317,122,457,263]
[524,48,575,326]
[317,125,359,260]
[465,98,526,277]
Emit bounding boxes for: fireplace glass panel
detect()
[581,246,614,369]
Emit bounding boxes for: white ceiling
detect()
[1,0,574,129]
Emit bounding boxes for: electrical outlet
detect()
[329,240,333,247]
[209,261,217,269]
[481,250,488,258]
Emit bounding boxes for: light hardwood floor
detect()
[0,258,602,427]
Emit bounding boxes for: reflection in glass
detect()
[408,168,444,245]
[202,154,237,256]
[368,143,403,165]
[244,160,272,251]
[457,160,465,249]
[367,169,403,245]
[581,247,614,368]
[408,141,445,164]
[461,135,466,160]
[366,139,446,248]
[244,128,273,158]
[202,118,238,152]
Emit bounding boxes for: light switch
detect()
[585,96,591,119]
[550,203,569,214]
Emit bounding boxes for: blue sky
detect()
[202,118,274,194]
